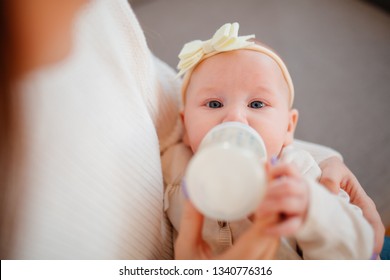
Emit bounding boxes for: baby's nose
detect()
[222,107,248,125]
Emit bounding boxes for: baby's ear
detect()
[180,111,190,146]
[284,109,299,146]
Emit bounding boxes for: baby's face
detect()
[182,49,298,158]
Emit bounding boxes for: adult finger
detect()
[267,162,300,181]
[266,177,304,198]
[257,196,306,218]
[265,216,302,237]
[318,158,344,194]
[355,194,385,254]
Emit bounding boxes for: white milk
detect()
[185,122,267,221]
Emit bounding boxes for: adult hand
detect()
[175,200,279,260]
[256,162,310,237]
[319,156,385,254]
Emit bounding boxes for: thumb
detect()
[178,200,204,241]
[175,200,211,259]
[319,166,341,194]
[219,214,279,260]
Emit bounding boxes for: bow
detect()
[177,22,255,77]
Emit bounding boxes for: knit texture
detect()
[13,0,180,259]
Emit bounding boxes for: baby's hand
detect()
[255,161,310,237]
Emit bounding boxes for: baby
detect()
[163,23,374,259]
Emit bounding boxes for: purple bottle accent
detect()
[370,253,378,260]
[181,179,189,199]
[271,155,278,166]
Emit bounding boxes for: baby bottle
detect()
[184,122,267,221]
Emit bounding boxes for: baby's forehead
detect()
[191,50,290,89]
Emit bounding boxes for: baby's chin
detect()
[189,143,199,154]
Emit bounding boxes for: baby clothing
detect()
[163,143,374,259]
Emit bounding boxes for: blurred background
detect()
[130,0,390,227]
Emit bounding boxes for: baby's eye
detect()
[206,100,223,108]
[248,101,265,109]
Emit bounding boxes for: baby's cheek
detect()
[186,120,215,153]
[263,137,285,159]
[187,128,205,153]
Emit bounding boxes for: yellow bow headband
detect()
[177,23,295,107]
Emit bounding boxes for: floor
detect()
[131,0,390,227]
